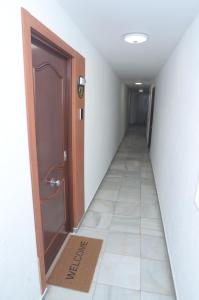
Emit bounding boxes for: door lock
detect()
[64,150,67,161]
[47,178,61,187]
[79,108,84,120]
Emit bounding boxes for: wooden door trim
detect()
[21,8,85,293]
[148,86,156,149]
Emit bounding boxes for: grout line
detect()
[94,282,141,293]
[141,289,175,298]
[91,282,97,300]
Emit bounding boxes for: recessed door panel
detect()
[41,185,65,251]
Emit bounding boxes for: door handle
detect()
[46,178,61,187]
[79,108,84,120]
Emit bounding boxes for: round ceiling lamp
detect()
[123,33,148,44]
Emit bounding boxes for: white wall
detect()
[150,12,199,300]
[0,1,127,299]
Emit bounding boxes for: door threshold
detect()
[40,287,48,300]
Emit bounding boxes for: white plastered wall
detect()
[150,12,199,300]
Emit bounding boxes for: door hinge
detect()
[64,150,67,161]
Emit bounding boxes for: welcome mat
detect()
[47,235,103,292]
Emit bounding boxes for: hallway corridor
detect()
[45,127,176,300]
[3,1,199,299]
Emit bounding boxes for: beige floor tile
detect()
[105,231,140,257]
[98,253,140,290]
[141,259,175,296]
[110,216,140,234]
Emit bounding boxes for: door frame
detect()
[21,8,85,293]
[148,86,156,149]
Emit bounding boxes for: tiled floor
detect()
[44,126,176,300]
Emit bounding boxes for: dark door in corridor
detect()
[128,89,149,126]
[32,37,70,272]
[136,93,148,125]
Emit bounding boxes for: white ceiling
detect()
[58,0,199,82]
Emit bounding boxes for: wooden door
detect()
[31,38,70,272]
[22,8,86,291]
[148,87,156,149]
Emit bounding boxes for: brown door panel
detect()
[32,39,69,272]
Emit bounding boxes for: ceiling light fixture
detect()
[135,82,143,85]
[139,89,144,93]
[123,33,148,44]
